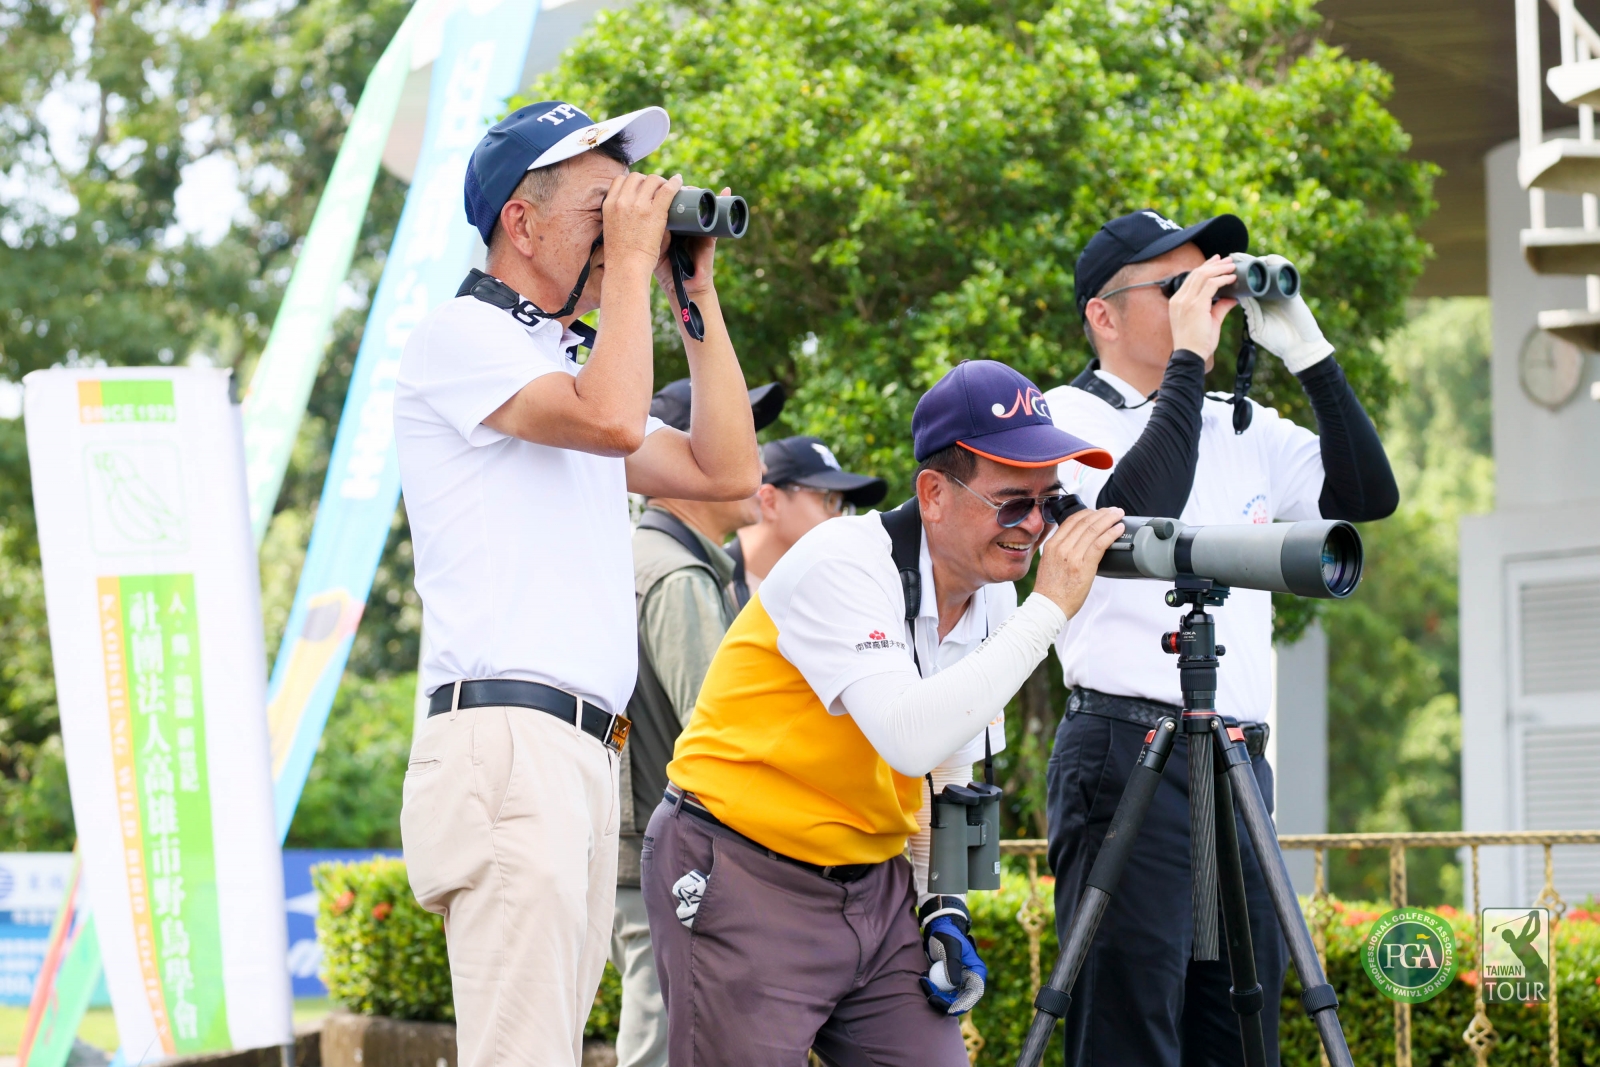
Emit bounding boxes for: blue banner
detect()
[266,0,546,838]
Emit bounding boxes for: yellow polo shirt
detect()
[666,514,1011,867]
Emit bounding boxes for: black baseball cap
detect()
[649,378,786,433]
[1074,210,1249,317]
[463,101,671,244]
[912,360,1111,469]
[762,436,888,507]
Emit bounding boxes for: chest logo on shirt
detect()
[1242,494,1270,524]
[856,630,907,653]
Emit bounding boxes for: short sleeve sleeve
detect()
[1045,385,1128,508]
[1259,404,1325,521]
[414,300,570,447]
[773,555,918,710]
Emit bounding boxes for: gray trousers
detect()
[640,795,968,1067]
[609,887,669,1067]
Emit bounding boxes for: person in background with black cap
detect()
[642,361,1124,1067]
[1040,209,1399,1067]
[610,376,784,1067]
[728,435,889,607]
[395,100,759,1067]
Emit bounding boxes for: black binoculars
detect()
[666,187,748,240]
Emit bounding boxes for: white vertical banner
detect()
[23,368,290,1062]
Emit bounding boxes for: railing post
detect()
[1019,854,1047,999]
[1464,844,1496,1066]
[1310,848,1331,1067]
[1532,843,1567,1067]
[1390,846,1410,1067]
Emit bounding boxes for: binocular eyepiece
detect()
[1224,252,1299,301]
[667,187,748,240]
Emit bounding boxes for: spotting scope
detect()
[1060,498,1363,599]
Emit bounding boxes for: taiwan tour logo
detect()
[1482,908,1551,1003]
[1362,908,1457,1003]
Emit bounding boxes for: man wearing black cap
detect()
[728,435,889,607]
[1041,210,1398,1066]
[396,100,759,1067]
[610,377,784,1067]
[640,361,1125,1067]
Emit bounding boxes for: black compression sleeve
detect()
[1297,357,1400,522]
[1095,351,1206,518]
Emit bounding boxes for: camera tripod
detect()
[1014,576,1353,1067]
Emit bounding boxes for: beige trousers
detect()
[402,705,619,1067]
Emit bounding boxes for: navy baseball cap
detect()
[649,378,786,433]
[913,361,1113,469]
[762,436,888,508]
[463,101,671,244]
[1074,210,1249,317]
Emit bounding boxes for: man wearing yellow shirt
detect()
[640,360,1125,1066]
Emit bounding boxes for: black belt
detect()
[428,679,630,752]
[1068,687,1269,759]
[664,785,877,883]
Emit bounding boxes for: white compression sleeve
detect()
[838,592,1067,778]
[909,755,978,909]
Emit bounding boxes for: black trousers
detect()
[1046,709,1288,1067]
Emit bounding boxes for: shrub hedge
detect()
[317,858,1600,1063]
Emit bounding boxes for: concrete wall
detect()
[1273,624,1328,895]
[1462,138,1600,908]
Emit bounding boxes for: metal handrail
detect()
[974,830,1600,1067]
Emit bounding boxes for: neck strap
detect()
[456,233,604,327]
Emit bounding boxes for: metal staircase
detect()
[1517,0,1600,347]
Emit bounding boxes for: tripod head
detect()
[1160,577,1231,718]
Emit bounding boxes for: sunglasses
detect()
[1096,271,1190,302]
[943,473,1084,528]
[781,484,856,516]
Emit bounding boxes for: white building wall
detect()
[1464,138,1600,908]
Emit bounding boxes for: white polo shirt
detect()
[1044,367,1324,722]
[395,295,663,713]
[761,512,1011,762]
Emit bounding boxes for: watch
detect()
[1518,328,1586,410]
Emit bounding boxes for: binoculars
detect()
[927,782,1003,893]
[667,187,748,240]
[1223,252,1299,301]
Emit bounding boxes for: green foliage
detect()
[313,856,625,1038]
[286,674,415,849]
[314,856,453,1021]
[1323,299,1492,903]
[530,0,1433,505]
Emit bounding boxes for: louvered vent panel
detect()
[1521,579,1600,695]
[1522,728,1600,903]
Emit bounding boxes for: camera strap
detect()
[1069,359,1153,410]
[456,232,604,328]
[1227,326,1256,434]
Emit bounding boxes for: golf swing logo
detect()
[1361,908,1457,1003]
[1482,908,1551,1002]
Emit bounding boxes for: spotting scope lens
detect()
[1317,522,1363,598]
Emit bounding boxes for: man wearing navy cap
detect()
[1041,210,1398,1066]
[641,361,1124,1066]
[396,101,759,1067]
[727,435,889,607]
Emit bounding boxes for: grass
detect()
[0,999,336,1054]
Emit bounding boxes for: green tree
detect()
[531,0,1433,837]
[1323,298,1492,903]
[0,0,416,847]
[286,673,414,848]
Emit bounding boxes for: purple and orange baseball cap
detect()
[912,361,1113,469]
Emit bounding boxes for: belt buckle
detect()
[606,713,632,752]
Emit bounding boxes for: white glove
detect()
[1238,290,1334,373]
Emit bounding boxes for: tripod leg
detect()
[1210,723,1267,1067]
[1221,736,1355,1067]
[1013,718,1179,1067]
